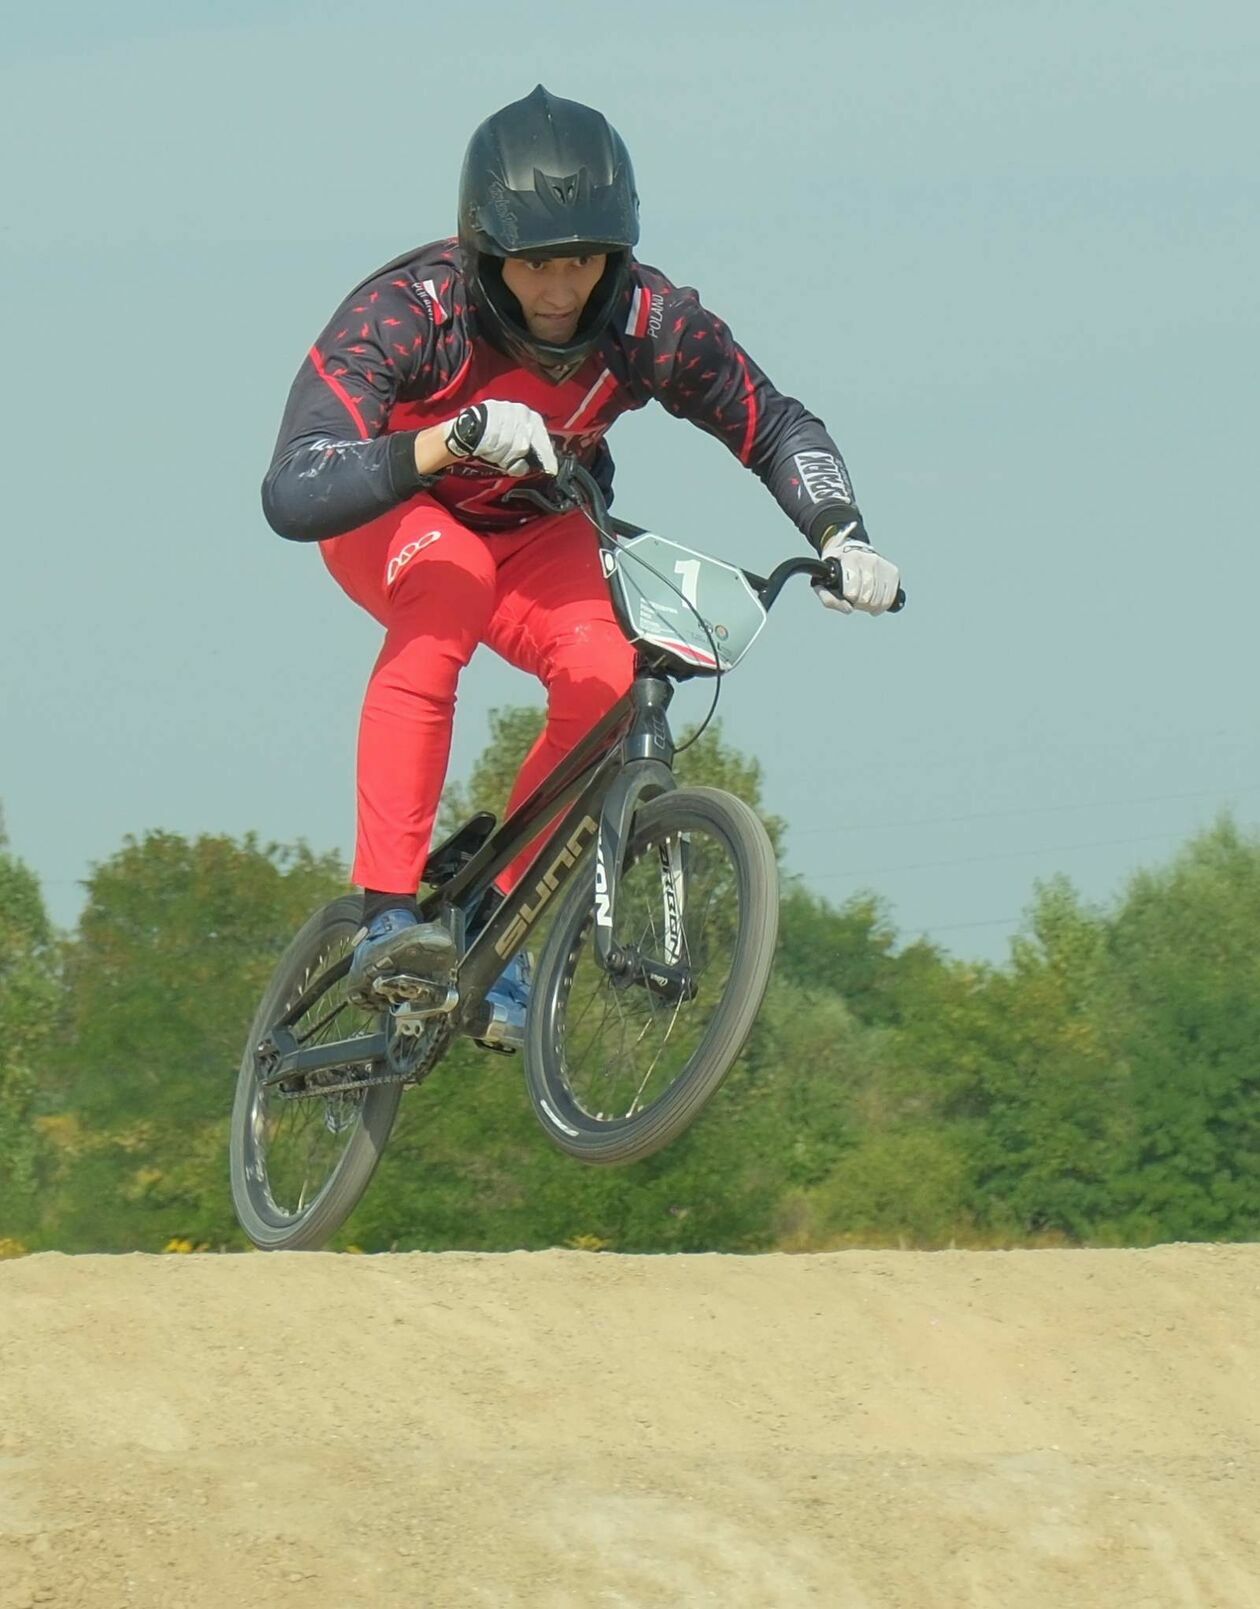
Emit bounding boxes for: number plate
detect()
[602,533,767,675]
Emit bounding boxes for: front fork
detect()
[591,674,689,990]
[592,759,675,973]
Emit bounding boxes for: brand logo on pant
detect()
[386,530,442,587]
[494,816,600,957]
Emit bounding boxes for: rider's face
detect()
[501,253,608,347]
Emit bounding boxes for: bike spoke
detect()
[296,996,350,1046]
[555,820,740,1122]
[249,938,379,1223]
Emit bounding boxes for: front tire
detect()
[525,787,779,1164]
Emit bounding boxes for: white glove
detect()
[444,401,558,478]
[816,525,901,615]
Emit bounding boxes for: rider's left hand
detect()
[815,525,901,615]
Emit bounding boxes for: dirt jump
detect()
[1,1244,1256,1607]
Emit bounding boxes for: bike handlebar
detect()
[509,453,906,615]
[749,555,907,615]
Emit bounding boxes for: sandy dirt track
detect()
[0,1245,1257,1608]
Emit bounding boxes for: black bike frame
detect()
[425,664,679,1027]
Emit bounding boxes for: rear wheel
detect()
[229,896,401,1250]
[525,787,779,1164]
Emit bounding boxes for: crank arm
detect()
[257,1024,388,1087]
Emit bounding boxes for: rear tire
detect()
[229,895,401,1251]
[524,787,778,1164]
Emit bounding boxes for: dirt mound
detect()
[1,1245,1257,1607]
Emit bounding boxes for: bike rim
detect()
[553,822,742,1122]
[244,931,381,1225]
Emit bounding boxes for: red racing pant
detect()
[320,496,635,897]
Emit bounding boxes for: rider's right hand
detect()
[444,401,559,477]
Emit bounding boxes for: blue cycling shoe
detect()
[348,907,456,1007]
[471,948,532,1053]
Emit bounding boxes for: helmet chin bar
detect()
[478,252,629,382]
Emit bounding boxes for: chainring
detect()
[385,1006,452,1078]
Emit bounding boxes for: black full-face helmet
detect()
[459,85,640,381]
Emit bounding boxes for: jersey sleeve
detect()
[261,280,438,542]
[648,283,869,551]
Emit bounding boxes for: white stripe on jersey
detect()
[564,368,614,430]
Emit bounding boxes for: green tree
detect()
[1101,819,1260,1241]
[774,947,982,1248]
[779,1128,974,1248]
[840,876,1135,1247]
[43,831,348,1250]
[0,814,58,1241]
[775,882,942,1027]
[960,877,1131,1242]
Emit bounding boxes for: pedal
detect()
[390,982,461,1038]
[373,972,452,1008]
[466,999,524,1054]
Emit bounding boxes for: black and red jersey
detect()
[262,239,867,552]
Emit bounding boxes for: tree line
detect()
[1,709,1256,1256]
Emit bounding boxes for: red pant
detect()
[321,498,635,895]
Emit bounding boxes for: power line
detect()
[902,914,1023,936]
[787,781,1260,840]
[805,827,1189,884]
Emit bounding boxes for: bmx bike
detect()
[228,456,904,1250]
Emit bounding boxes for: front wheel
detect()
[525,787,779,1164]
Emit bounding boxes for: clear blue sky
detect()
[2,0,1257,960]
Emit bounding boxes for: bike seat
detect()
[423,812,497,886]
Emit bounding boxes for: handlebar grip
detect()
[817,557,907,614]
